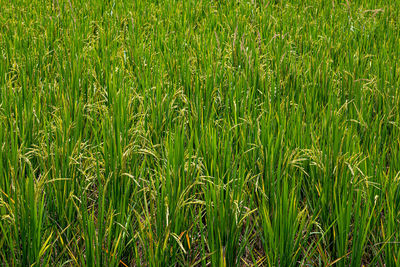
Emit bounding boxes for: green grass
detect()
[1,0,400,266]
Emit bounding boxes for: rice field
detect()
[1,0,400,266]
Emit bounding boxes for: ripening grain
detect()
[1,0,400,266]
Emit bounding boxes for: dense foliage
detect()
[1,0,400,266]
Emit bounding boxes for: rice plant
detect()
[1,0,400,266]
